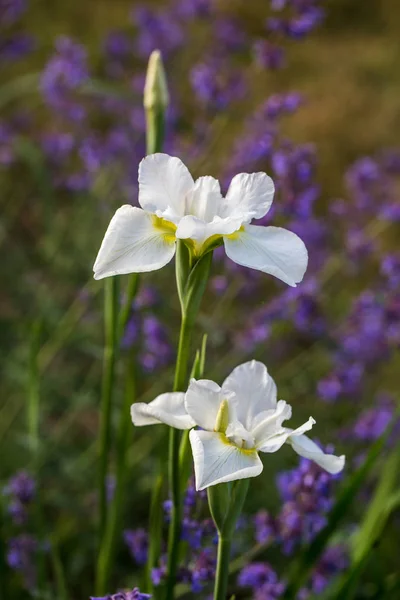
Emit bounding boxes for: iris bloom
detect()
[131,361,345,491]
[93,153,308,286]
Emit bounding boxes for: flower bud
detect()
[144,50,169,110]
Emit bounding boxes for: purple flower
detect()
[238,562,285,599]
[381,254,400,289]
[0,34,34,61]
[310,546,348,593]
[190,58,245,111]
[41,36,89,121]
[124,528,148,565]
[352,394,394,442]
[90,588,150,600]
[3,471,35,504]
[253,40,285,70]
[0,0,27,25]
[7,534,37,587]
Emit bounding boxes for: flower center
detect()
[151,215,177,243]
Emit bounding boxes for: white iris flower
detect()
[93,153,308,286]
[131,360,345,491]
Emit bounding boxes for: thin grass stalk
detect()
[98,276,120,551]
[165,316,193,600]
[96,346,136,593]
[28,320,41,460]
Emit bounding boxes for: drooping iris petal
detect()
[222,360,277,429]
[288,433,345,475]
[93,206,176,279]
[256,416,315,453]
[184,379,225,431]
[131,392,195,430]
[224,225,308,287]
[224,172,275,221]
[138,153,194,219]
[189,429,263,491]
[252,400,292,448]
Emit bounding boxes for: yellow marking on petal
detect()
[151,215,177,244]
[218,433,257,456]
[214,400,229,434]
[225,225,244,241]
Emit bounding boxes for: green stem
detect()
[165,316,193,600]
[118,274,140,341]
[214,536,232,600]
[28,320,41,460]
[98,276,119,550]
[145,109,165,155]
[96,346,135,594]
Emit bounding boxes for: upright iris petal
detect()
[93,153,308,286]
[131,360,345,490]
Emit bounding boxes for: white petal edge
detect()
[93,206,176,279]
[252,400,292,448]
[189,429,263,491]
[131,393,195,430]
[258,416,315,453]
[138,153,194,217]
[224,225,308,287]
[184,379,224,431]
[222,360,277,430]
[288,433,345,475]
[224,172,275,221]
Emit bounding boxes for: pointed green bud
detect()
[215,400,229,434]
[144,50,169,110]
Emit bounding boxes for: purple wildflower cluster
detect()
[151,478,217,592]
[255,452,341,554]
[121,286,172,373]
[0,0,34,62]
[3,470,35,525]
[2,471,40,588]
[237,456,347,598]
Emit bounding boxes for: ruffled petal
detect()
[131,393,195,430]
[252,400,292,448]
[93,206,176,279]
[224,225,308,286]
[257,416,315,454]
[189,429,263,491]
[184,379,225,431]
[289,433,345,475]
[224,172,275,221]
[138,153,194,218]
[175,214,242,243]
[221,360,277,430]
[185,176,223,221]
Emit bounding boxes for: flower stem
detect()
[165,315,193,600]
[96,345,135,594]
[98,276,119,549]
[214,536,232,600]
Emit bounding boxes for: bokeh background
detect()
[1,0,400,598]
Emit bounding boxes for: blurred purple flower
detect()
[238,562,285,598]
[41,36,89,121]
[124,528,148,565]
[0,0,27,25]
[0,33,34,60]
[90,588,150,600]
[7,534,37,587]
